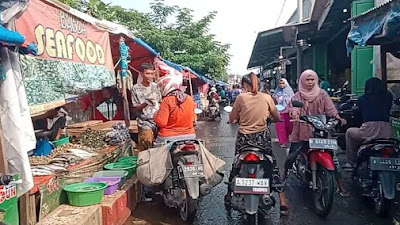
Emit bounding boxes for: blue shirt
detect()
[357,92,392,123]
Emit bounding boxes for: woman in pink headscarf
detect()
[283,70,349,196]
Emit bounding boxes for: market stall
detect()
[25,120,137,224]
[1,0,144,224]
[347,0,400,138]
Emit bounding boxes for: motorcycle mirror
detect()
[194,108,203,114]
[276,104,285,112]
[292,100,304,108]
[224,106,233,113]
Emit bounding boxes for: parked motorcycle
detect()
[333,98,361,150]
[158,140,213,222]
[329,80,350,99]
[289,100,340,217]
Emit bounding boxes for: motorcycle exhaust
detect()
[200,183,212,196]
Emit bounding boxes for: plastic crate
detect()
[52,136,70,147]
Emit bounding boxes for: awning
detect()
[247,0,333,69]
[247,24,304,69]
[347,0,400,53]
[216,80,228,86]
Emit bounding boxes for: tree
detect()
[59,0,230,81]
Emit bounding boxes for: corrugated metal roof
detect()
[349,0,395,20]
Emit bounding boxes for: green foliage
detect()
[58,0,230,81]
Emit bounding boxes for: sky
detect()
[105,0,297,75]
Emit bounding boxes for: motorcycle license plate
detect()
[179,165,204,178]
[309,138,338,150]
[370,157,400,172]
[234,178,270,195]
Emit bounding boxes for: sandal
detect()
[224,193,232,204]
[280,206,289,216]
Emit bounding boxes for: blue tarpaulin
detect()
[133,37,159,56]
[347,3,400,53]
[216,80,228,87]
[163,59,183,72]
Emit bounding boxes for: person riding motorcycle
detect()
[154,73,196,143]
[344,77,393,169]
[208,87,220,107]
[224,72,289,216]
[283,69,349,196]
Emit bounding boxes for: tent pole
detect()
[381,45,388,90]
[189,76,194,97]
[0,119,8,174]
[122,75,130,127]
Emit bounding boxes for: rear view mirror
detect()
[224,106,233,113]
[292,100,304,108]
[194,108,203,114]
[276,104,285,112]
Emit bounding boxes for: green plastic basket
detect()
[64,182,106,206]
[390,117,400,139]
[117,156,138,164]
[104,162,136,179]
[52,136,70,147]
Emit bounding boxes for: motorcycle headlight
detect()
[312,119,325,129]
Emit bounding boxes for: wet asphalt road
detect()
[128,112,398,225]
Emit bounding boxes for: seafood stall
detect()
[25,120,137,224]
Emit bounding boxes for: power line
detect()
[275,0,288,27]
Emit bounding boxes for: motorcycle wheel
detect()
[374,183,391,217]
[246,213,256,225]
[180,190,198,223]
[314,166,334,217]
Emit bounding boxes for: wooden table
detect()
[67,120,138,136]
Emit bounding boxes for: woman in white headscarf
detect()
[154,74,196,143]
[273,78,294,147]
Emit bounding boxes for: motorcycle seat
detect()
[361,137,399,145]
[238,147,263,152]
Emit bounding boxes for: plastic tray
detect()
[84,177,121,195]
[64,182,106,206]
[104,162,136,179]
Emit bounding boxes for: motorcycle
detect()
[207,99,221,121]
[333,98,361,150]
[329,80,350,99]
[224,107,279,224]
[289,100,340,217]
[353,138,400,216]
[156,140,214,223]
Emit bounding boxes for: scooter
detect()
[289,100,340,217]
[353,138,400,216]
[207,99,221,121]
[157,140,216,223]
[224,106,280,224]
